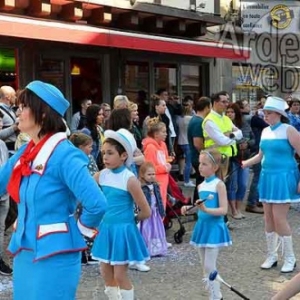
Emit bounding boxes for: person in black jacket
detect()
[143,94,172,154]
[245,108,268,214]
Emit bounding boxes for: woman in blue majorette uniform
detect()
[92,128,151,300]
[243,96,300,274]
[0,81,107,300]
[181,149,231,300]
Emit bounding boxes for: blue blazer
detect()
[142,183,166,218]
[0,133,107,261]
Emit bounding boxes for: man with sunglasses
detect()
[203,91,242,160]
[202,91,243,226]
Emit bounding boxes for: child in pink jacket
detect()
[142,117,171,208]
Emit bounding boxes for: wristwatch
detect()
[229,133,235,139]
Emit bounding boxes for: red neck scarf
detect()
[7,134,52,203]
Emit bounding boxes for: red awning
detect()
[0,14,250,60]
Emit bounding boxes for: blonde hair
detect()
[146,117,166,138]
[182,104,193,116]
[113,95,130,109]
[139,162,158,184]
[128,101,138,112]
[69,132,93,148]
[200,149,229,181]
[101,103,111,110]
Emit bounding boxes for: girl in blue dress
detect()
[181,149,232,300]
[242,96,300,273]
[92,128,151,300]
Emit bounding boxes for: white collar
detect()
[15,132,67,175]
[211,109,225,118]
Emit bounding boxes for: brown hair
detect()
[18,89,66,138]
[103,138,126,156]
[139,161,158,184]
[150,94,163,114]
[226,102,243,128]
[69,132,92,148]
[289,97,300,108]
[146,117,166,138]
[194,96,211,112]
[108,108,132,131]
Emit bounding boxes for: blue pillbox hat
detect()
[26,80,70,116]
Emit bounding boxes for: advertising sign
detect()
[241,1,299,33]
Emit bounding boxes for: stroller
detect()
[163,175,196,244]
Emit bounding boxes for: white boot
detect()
[119,288,134,300]
[281,236,296,273]
[104,286,120,300]
[261,232,278,269]
[208,281,223,300]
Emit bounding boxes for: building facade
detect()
[0,0,249,120]
[218,0,300,106]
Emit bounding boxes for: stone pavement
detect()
[2,202,300,299]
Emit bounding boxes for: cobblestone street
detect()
[2,199,300,299]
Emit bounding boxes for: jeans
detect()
[180,144,192,183]
[247,163,261,206]
[0,199,9,257]
[227,160,250,201]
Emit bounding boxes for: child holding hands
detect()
[182,149,232,300]
[92,128,151,300]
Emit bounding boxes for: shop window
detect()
[125,62,149,122]
[0,48,18,90]
[181,65,200,100]
[70,57,102,112]
[154,63,177,96]
[232,64,275,110]
[37,58,65,93]
[125,62,149,101]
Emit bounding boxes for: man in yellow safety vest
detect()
[203,91,242,160]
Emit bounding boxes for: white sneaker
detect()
[184,181,195,187]
[167,242,172,248]
[129,264,150,272]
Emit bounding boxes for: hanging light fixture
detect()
[71,64,81,75]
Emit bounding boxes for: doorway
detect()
[70,57,102,113]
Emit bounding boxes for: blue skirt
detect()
[190,219,232,248]
[92,221,150,265]
[13,250,81,300]
[259,168,300,203]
